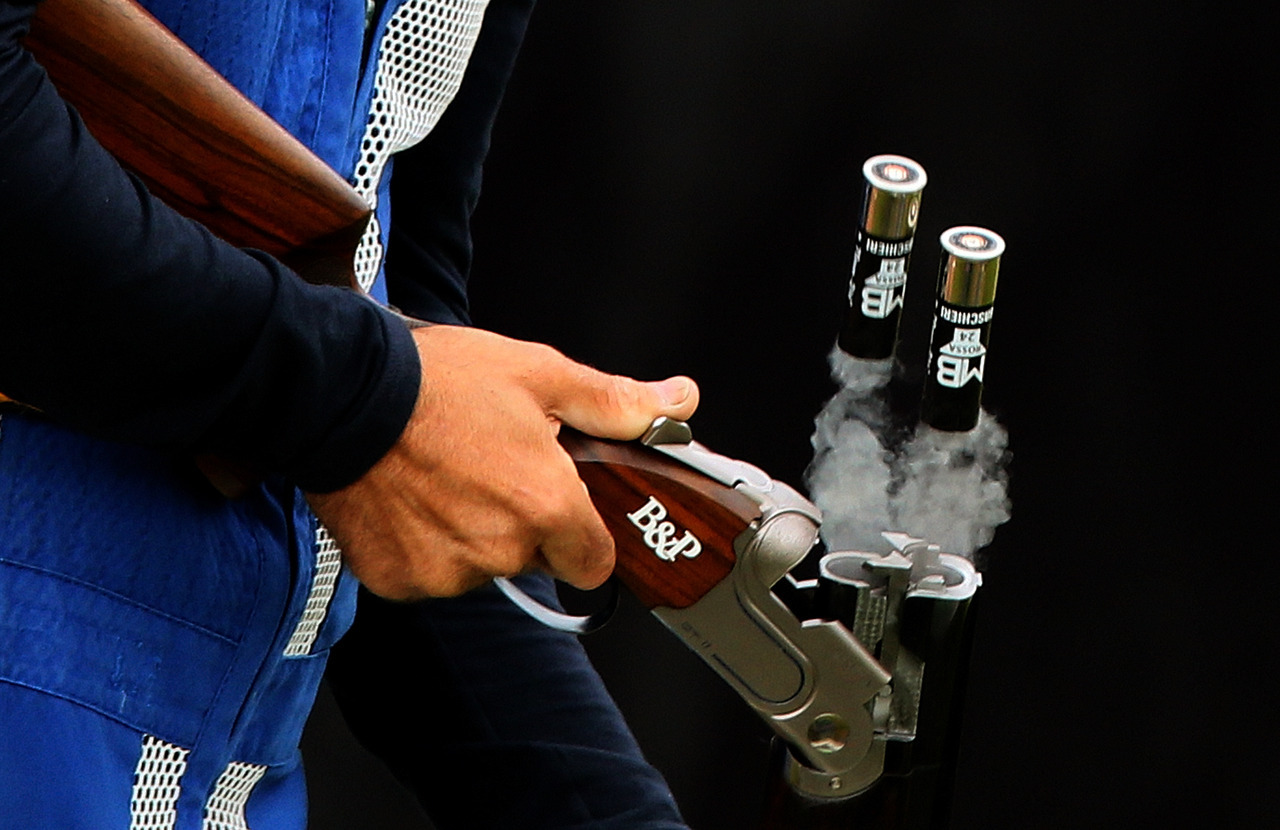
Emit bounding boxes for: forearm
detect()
[0,0,417,490]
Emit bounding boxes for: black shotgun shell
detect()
[920,227,1005,432]
[838,155,927,360]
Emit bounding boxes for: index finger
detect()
[535,452,616,590]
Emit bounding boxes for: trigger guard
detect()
[494,576,619,635]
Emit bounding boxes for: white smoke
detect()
[806,347,1011,558]
[806,354,896,553]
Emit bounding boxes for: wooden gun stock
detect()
[560,430,759,610]
[4,0,370,407]
[23,0,371,288]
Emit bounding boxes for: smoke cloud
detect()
[806,347,1011,558]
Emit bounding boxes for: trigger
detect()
[494,576,620,635]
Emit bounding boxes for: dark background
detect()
[304,0,1278,827]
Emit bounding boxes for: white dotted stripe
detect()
[282,523,343,657]
[351,0,491,291]
[129,736,190,830]
[201,761,268,830]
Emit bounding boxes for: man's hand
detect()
[306,325,700,600]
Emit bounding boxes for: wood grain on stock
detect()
[560,431,761,610]
[3,0,370,407]
[24,0,371,289]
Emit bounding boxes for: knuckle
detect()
[586,540,617,580]
[569,542,616,590]
[594,374,644,417]
[526,341,567,371]
[489,539,536,579]
[523,486,577,531]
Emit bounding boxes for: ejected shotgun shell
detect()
[838,155,927,360]
[920,226,1005,432]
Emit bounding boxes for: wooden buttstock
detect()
[4,0,372,409]
[560,430,760,610]
[23,0,371,289]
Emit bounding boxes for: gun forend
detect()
[561,419,893,794]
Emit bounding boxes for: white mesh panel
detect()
[201,761,268,830]
[129,735,190,830]
[282,523,343,657]
[351,0,491,291]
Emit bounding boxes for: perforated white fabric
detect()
[201,761,268,830]
[351,0,491,291]
[129,735,190,830]
[282,523,343,657]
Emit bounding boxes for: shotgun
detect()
[16,1,983,823]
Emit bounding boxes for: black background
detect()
[304,1,1278,827]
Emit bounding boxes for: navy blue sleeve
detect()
[383,0,536,325]
[0,0,419,492]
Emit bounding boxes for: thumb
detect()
[542,362,700,440]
